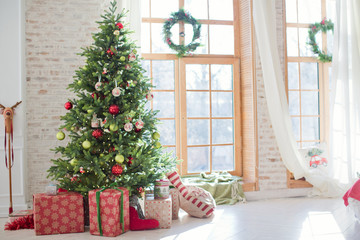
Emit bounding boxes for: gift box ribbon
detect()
[96,183,125,236]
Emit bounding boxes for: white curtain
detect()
[253,0,348,197]
[329,0,360,186]
[118,0,142,48]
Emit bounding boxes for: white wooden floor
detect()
[1,197,359,240]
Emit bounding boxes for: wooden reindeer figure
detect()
[0,101,22,214]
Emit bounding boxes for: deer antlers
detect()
[0,101,22,110]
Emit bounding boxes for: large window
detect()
[285,0,335,148]
[285,0,336,186]
[141,0,242,176]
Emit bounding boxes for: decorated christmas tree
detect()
[47,1,177,197]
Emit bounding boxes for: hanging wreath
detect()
[307,18,334,63]
[163,9,201,57]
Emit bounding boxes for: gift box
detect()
[145,196,172,228]
[170,188,180,220]
[33,192,84,235]
[89,187,130,237]
[9,210,33,222]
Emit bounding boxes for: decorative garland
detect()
[163,9,201,57]
[307,18,334,63]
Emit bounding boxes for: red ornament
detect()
[135,128,141,133]
[64,102,73,110]
[116,22,123,29]
[128,156,133,165]
[137,187,144,194]
[71,176,79,182]
[112,164,123,176]
[109,104,120,115]
[91,92,99,99]
[92,129,103,139]
[107,49,114,55]
[80,167,85,174]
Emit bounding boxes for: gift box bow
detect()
[96,183,125,236]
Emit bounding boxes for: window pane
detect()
[291,117,300,141]
[300,63,318,89]
[212,145,234,171]
[151,0,178,18]
[188,147,210,173]
[327,0,337,22]
[327,31,333,55]
[209,0,233,20]
[288,91,300,115]
[152,60,175,90]
[157,120,176,145]
[187,92,210,117]
[152,23,177,53]
[211,92,233,117]
[162,147,176,159]
[288,62,299,89]
[302,117,320,140]
[211,65,233,90]
[185,0,208,19]
[187,119,210,145]
[299,28,320,57]
[186,64,209,90]
[302,142,319,148]
[153,92,175,118]
[285,0,297,23]
[185,24,208,54]
[141,23,150,53]
[141,0,150,18]
[209,25,234,55]
[141,60,150,78]
[301,92,319,115]
[298,0,321,23]
[212,119,233,144]
[287,28,298,56]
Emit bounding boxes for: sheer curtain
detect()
[329,0,360,186]
[118,0,142,48]
[253,0,353,197]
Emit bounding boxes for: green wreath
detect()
[307,18,334,63]
[163,9,201,57]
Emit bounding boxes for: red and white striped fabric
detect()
[166,171,216,218]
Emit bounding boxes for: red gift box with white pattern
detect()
[145,196,172,229]
[88,188,130,237]
[33,192,84,235]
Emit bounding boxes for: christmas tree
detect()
[47,1,177,197]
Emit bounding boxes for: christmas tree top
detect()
[47,1,178,197]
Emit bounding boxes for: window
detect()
[285,0,336,186]
[285,0,335,148]
[141,0,242,176]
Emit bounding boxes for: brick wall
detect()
[256,0,288,190]
[25,0,109,202]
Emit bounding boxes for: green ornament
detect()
[120,56,126,61]
[115,154,125,163]
[155,142,162,149]
[87,109,94,114]
[152,132,160,140]
[109,124,119,132]
[70,158,78,166]
[56,131,65,140]
[82,140,91,149]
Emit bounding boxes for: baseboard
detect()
[244,188,311,201]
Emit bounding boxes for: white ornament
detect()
[124,122,133,132]
[135,120,144,129]
[146,92,153,101]
[91,114,99,128]
[112,87,122,97]
[128,52,136,61]
[125,64,132,70]
[95,82,103,91]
